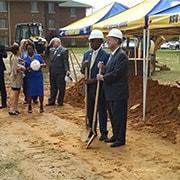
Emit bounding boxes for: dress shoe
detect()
[9,111,18,115]
[105,136,116,143]
[46,103,55,106]
[0,105,7,109]
[40,106,44,113]
[28,105,32,113]
[15,111,21,114]
[110,141,125,148]
[57,102,63,106]
[99,134,108,141]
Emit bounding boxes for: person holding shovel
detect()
[81,29,109,141]
[97,28,129,148]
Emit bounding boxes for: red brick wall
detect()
[0,1,87,45]
[10,2,46,44]
[58,7,86,28]
[0,12,8,42]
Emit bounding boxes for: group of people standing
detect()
[0,28,128,148]
[8,41,46,115]
[0,37,69,115]
[82,28,129,148]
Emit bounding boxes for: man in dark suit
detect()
[97,28,129,147]
[0,44,7,108]
[81,29,109,140]
[47,38,70,106]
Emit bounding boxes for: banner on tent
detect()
[59,26,91,37]
[169,14,179,23]
[103,21,127,29]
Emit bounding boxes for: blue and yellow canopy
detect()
[59,2,128,37]
[93,0,180,33]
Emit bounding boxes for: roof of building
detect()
[4,0,90,8]
[4,0,71,2]
[59,1,92,8]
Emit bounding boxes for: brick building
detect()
[0,0,91,46]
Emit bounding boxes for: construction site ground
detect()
[0,75,180,180]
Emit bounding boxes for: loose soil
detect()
[0,76,180,180]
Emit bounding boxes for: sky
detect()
[75,0,144,11]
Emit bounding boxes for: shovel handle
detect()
[86,68,102,148]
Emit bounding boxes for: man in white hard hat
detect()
[97,28,129,148]
[81,29,109,141]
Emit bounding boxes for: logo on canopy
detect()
[104,22,127,29]
[169,14,179,23]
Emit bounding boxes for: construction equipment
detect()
[15,22,47,54]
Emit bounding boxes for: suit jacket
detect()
[104,47,128,101]
[49,46,69,75]
[0,45,7,72]
[81,48,109,96]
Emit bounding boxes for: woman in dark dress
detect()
[24,43,46,113]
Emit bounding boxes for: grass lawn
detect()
[4,48,179,86]
[153,49,180,85]
[70,47,180,85]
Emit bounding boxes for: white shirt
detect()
[90,46,101,69]
[107,46,120,64]
[112,46,120,55]
[54,45,61,55]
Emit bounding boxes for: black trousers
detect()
[48,73,66,105]
[87,89,107,135]
[107,99,128,144]
[0,72,7,106]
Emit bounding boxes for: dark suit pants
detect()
[87,91,107,135]
[107,99,128,144]
[49,73,66,105]
[98,92,108,135]
[0,72,7,106]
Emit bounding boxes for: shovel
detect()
[80,66,91,141]
[86,68,101,148]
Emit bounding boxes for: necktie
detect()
[107,54,112,65]
[54,49,57,55]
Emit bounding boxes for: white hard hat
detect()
[88,29,104,40]
[30,60,41,71]
[107,28,123,39]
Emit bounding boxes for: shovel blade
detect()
[86,134,97,149]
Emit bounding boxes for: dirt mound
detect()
[65,78,85,108]
[128,76,180,144]
[65,76,180,143]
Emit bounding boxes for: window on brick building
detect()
[31,1,38,12]
[0,1,8,12]
[0,36,8,46]
[48,19,55,29]
[48,2,55,14]
[0,19,8,29]
[70,8,76,17]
